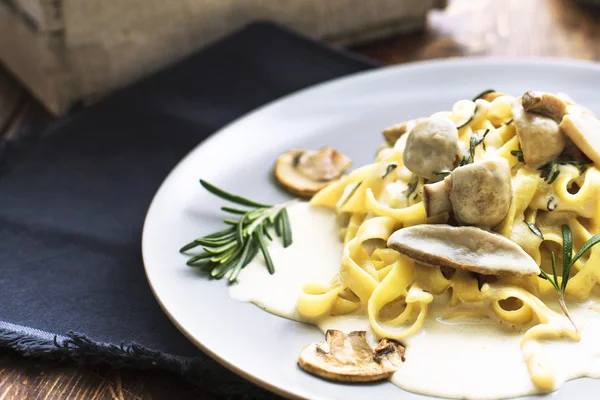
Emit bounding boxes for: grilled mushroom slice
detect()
[521,91,568,122]
[274,147,351,198]
[382,118,424,147]
[387,224,540,276]
[513,103,567,168]
[403,117,459,181]
[560,113,600,166]
[449,157,512,229]
[298,330,405,383]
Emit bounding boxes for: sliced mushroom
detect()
[423,178,452,218]
[298,330,405,383]
[403,117,459,181]
[449,157,512,229]
[560,113,600,166]
[382,118,424,147]
[274,147,351,198]
[513,103,567,168]
[521,91,568,122]
[387,224,540,276]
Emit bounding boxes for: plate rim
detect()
[141,56,600,400]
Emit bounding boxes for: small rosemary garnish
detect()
[559,160,592,174]
[538,159,590,186]
[382,163,398,179]
[340,181,362,207]
[538,224,600,326]
[404,174,419,199]
[539,159,559,184]
[510,149,525,163]
[459,132,486,166]
[505,119,513,126]
[435,169,452,177]
[457,106,478,130]
[482,129,490,151]
[180,180,294,282]
[472,89,496,102]
[525,222,544,240]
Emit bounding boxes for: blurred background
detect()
[2,0,600,398]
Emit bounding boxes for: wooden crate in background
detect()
[0,0,446,115]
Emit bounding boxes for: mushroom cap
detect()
[521,91,568,122]
[513,103,567,169]
[298,330,405,383]
[387,224,540,276]
[560,113,600,166]
[403,117,459,181]
[449,157,512,229]
[274,147,351,198]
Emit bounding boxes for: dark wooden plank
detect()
[0,349,218,400]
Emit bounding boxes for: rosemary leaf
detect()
[525,222,544,240]
[404,175,418,199]
[204,240,237,255]
[435,170,452,177]
[510,150,525,163]
[186,252,213,266]
[561,225,573,293]
[551,252,559,289]
[280,209,293,248]
[571,234,600,266]
[242,240,260,269]
[472,89,496,102]
[274,214,283,237]
[256,229,275,274]
[204,227,236,239]
[482,129,490,151]
[505,119,513,126]
[229,241,252,282]
[180,241,201,253]
[457,106,477,130]
[263,223,274,241]
[382,163,398,179]
[221,206,247,215]
[200,180,271,208]
[340,182,362,207]
[236,214,247,245]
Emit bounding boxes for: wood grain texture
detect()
[2,0,600,398]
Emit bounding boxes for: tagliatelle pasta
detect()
[298,92,600,389]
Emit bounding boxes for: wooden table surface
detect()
[2,0,600,398]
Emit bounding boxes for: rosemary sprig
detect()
[538,224,600,326]
[459,132,486,166]
[538,159,559,184]
[180,180,294,282]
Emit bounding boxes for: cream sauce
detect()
[229,203,600,399]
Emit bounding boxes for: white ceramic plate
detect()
[142,58,600,400]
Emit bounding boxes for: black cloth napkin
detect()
[0,22,376,398]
